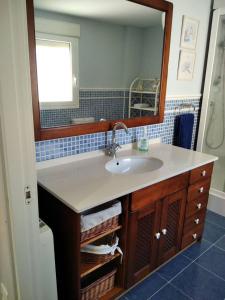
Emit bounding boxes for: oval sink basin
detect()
[105,156,163,174]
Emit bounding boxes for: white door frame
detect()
[0,0,42,299]
[197,8,225,151]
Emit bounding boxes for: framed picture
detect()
[180,16,199,49]
[177,50,196,81]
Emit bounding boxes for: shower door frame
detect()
[197,8,225,151]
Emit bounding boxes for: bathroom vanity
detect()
[37,143,216,300]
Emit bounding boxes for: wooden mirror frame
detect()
[26,0,173,141]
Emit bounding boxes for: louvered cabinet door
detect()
[158,189,187,264]
[126,201,161,287]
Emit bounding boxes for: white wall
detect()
[0,142,16,300]
[167,0,212,96]
[214,0,225,9]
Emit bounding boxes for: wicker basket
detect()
[81,269,116,300]
[81,215,119,243]
[81,234,118,264]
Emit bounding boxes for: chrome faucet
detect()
[106,122,129,159]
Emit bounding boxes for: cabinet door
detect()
[126,200,161,287]
[158,189,187,264]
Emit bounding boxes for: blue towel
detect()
[174,113,194,149]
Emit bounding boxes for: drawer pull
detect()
[192,233,198,240]
[162,228,167,235]
[199,187,204,193]
[194,218,200,224]
[155,232,161,240]
[196,203,202,209]
[201,170,207,177]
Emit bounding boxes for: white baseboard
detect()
[208,189,225,217]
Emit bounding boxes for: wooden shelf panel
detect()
[80,225,122,248]
[80,253,121,278]
[100,287,124,300]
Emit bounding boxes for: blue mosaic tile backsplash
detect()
[40,89,160,128]
[36,98,201,162]
[41,89,129,128]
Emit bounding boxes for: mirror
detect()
[26,0,173,140]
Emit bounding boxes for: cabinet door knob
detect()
[155,232,161,240]
[196,203,202,209]
[192,233,198,240]
[201,170,207,177]
[161,228,167,235]
[199,187,204,193]
[194,218,200,224]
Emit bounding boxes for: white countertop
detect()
[37,143,217,213]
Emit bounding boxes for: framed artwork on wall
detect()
[177,50,196,81]
[180,16,199,50]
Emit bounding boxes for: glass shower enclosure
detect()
[198,7,225,214]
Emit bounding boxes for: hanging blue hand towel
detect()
[174,113,194,149]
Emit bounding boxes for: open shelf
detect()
[130,106,156,112]
[99,287,124,300]
[80,225,122,248]
[131,90,157,94]
[80,253,121,278]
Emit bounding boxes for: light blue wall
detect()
[35,10,163,89]
[141,26,164,78]
[122,27,144,87]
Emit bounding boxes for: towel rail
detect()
[174,103,196,113]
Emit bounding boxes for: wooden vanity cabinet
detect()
[126,199,161,286]
[37,162,214,299]
[126,175,188,287]
[181,163,213,249]
[126,163,213,287]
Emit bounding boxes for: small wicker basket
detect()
[81,269,117,300]
[81,215,119,243]
[81,234,118,264]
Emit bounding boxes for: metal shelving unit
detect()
[128,77,160,118]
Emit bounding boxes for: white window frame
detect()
[35,29,79,110]
[35,17,80,110]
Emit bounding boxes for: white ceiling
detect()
[34,0,162,27]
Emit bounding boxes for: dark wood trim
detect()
[26,0,173,141]
[26,0,41,140]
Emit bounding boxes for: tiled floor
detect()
[119,210,225,300]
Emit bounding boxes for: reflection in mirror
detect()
[33,1,164,128]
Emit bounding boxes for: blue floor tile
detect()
[182,239,212,260]
[151,284,191,300]
[206,210,225,229]
[171,263,225,300]
[157,254,191,281]
[215,236,225,250]
[202,221,225,243]
[196,246,225,279]
[120,273,167,300]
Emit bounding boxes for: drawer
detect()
[181,224,204,249]
[189,163,213,184]
[183,209,206,235]
[187,178,211,202]
[130,172,189,211]
[185,194,208,218]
